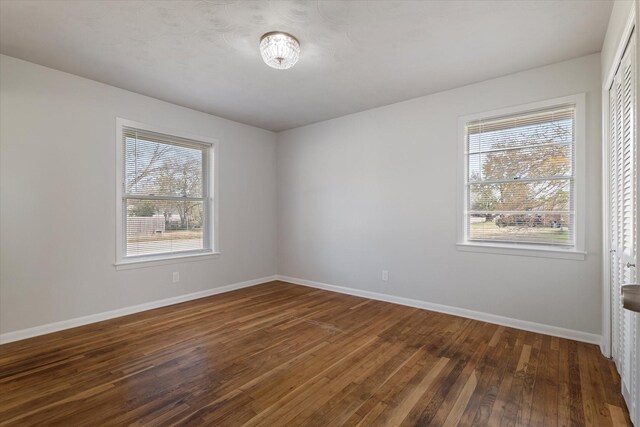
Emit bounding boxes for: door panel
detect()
[609,31,639,426]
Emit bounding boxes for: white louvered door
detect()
[609,31,639,426]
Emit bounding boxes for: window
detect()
[458,95,585,258]
[116,120,217,266]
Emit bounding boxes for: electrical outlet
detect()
[382,270,389,281]
[172,272,180,283]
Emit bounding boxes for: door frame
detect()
[602,3,636,358]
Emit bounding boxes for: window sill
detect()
[114,251,221,270]
[456,242,586,260]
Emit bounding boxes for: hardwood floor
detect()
[0,281,632,426]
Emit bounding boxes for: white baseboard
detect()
[1,274,601,346]
[0,275,278,344]
[277,275,601,345]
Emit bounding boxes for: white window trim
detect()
[456,94,586,260]
[114,118,220,269]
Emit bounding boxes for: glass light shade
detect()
[260,32,300,70]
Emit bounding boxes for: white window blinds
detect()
[465,106,576,247]
[122,127,211,257]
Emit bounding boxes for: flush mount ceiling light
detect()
[259,31,300,70]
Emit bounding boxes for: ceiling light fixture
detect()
[259,31,300,70]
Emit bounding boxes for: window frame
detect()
[456,94,586,260]
[115,118,219,269]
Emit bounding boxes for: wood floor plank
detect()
[384,356,449,426]
[441,370,478,427]
[465,325,515,426]
[0,281,631,426]
[417,322,495,427]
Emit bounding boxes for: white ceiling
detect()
[0,0,612,132]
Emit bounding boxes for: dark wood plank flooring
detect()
[0,281,632,426]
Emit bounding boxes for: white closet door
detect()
[609,32,639,425]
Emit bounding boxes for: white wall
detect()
[277,53,603,336]
[0,55,277,335]
[0,51,606,339]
